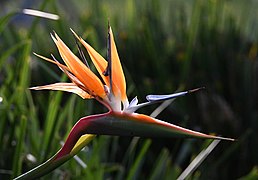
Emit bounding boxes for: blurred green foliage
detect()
[0,0,258,179]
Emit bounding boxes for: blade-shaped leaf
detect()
[177,140,221,179]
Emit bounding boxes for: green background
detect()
[0,0,258,179]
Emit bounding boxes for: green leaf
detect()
[239,166,258,180]
[149,148,170,180]
[0,12,17,34]
[41,90,63,160]
[12,116,27,178]
[126,139,151,180]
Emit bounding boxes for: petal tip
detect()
[70,28,80,40]
[50,31,60,43]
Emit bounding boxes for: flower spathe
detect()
[15,25,234,179]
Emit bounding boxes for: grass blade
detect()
[41,90,63,160]
[0,12,17,34]
[11,116,27,179]
[149,148,170,180]
[126,139,151,180]
[22,9,59,20]
[177,140,221,180]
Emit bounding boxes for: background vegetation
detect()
[1,0,258,179]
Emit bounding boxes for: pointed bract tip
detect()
[33,52,44,59]
[29,86,37,90]
[70,28,80,40]
[108,19,110,29]
[108,22,113,35]
[50,32,57,42]
[188,87,205,93]
[216,136,235,141]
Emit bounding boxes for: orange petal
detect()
[51,33,106,98]
[72,29,126,106]
[109,27,128,105]
[35,52,92,96]
[33,53,70,72]
[71,29,109,86]
[30,83,92,99]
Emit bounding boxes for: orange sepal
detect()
[51,33,106,98]
[109,27,128,104]
[71,30,109,86]
[30,83,92,99]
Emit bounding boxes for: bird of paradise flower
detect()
[15,25,234,179]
